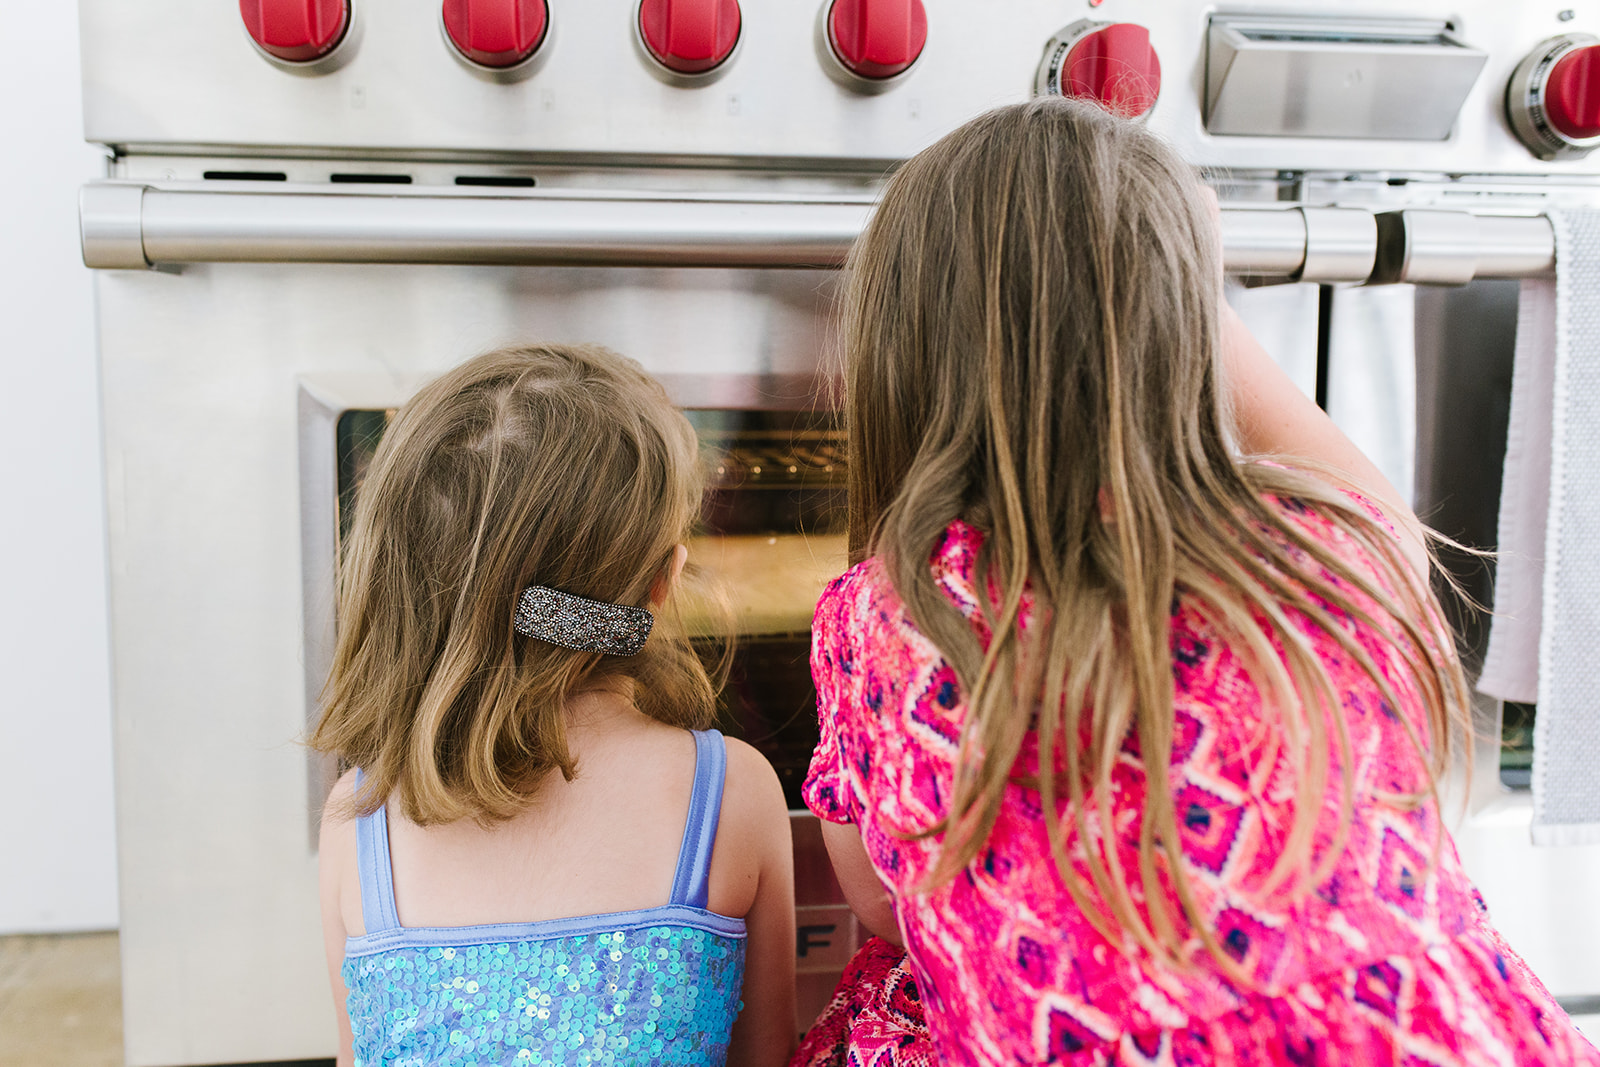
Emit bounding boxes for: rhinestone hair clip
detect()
[512,585,654,656]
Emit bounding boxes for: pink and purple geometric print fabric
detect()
[802,502,1600,1067]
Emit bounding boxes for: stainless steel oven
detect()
[79,0,1600,1061]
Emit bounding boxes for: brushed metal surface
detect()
[79,182,149,269]
[78,0,1600,177]
[136,185,872,267]
[1204,15,1487,141]
[96,224,1582,1067]
[84,180,1364,277]
[97,263,837,1064]
[1297,206,1377,282]
[1470,214,1561,277]
[1372,210,1555,284]
[117,185,867,266]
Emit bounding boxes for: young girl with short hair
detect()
[312,344,796,1067]
[797,100,1599,1066]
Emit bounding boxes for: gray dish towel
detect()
[1479,208,1600,846]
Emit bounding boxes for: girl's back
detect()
[327,696,757,930]
[310,344,795,1067]
[808,508,1587,1065]
[798,100,1600,1067]
[321,695,791,1066]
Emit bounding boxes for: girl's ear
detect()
[650,543,689,607]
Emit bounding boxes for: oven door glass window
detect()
[334,406,847,811]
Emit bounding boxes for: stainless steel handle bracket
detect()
[1216,206,1377,283]
[1372,209,1555,284]
[1296,207,1377,283]
[81,182,150,269]
[1217,208,1310,279]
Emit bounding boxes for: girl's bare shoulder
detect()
[720,734,787,824]
[707,735,791,916]
[323,766,361,816]
[317,766,366,936]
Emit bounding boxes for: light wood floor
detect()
[0,933,122,1067]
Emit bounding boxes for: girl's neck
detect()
[504,680,642,794]
[564,678,640,733]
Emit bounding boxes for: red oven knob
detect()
[1508,34,1600,160]
[1034,20,1161,120]
[638,0,742,77]
[443,0,550,69]
[1546,44,1600,141]
[821,0,928,85]
[240,0,350,64]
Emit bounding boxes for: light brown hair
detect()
[843,99,1471,967]
[309,344,716,825]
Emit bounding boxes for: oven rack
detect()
[80,180,1557,285]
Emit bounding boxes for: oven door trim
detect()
[298,376,428,843]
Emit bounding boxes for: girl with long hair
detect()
[795,100,1598,1066]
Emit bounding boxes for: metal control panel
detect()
[81,0,1600,176]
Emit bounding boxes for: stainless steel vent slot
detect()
[1205,15,1488,140]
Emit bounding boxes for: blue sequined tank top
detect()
[342,729,748,1066]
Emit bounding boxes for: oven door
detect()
[97,245,854,1062]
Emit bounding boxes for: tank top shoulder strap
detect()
[667,729,728,910]
[351,769,401,935]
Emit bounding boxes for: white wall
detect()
[0,4,119,932]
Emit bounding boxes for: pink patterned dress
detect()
[799,503,1600,1067]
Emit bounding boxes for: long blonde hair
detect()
[843,100,1471,967]
[309,344,716,825]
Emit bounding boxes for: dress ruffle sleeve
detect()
[803,573,861,826]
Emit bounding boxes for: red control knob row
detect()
[824,0,927,82]
[1034,20,1161,120]
[242,0,936,89]
[239,0,350,64]
[1508,34,1600,161]
[443,0,550,70]
[638,0,742,77]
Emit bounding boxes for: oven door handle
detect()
[79,181,1555,283]
[79,182,877,270]
[83,180,1335,277]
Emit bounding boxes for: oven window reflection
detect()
[683,409,847,810]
